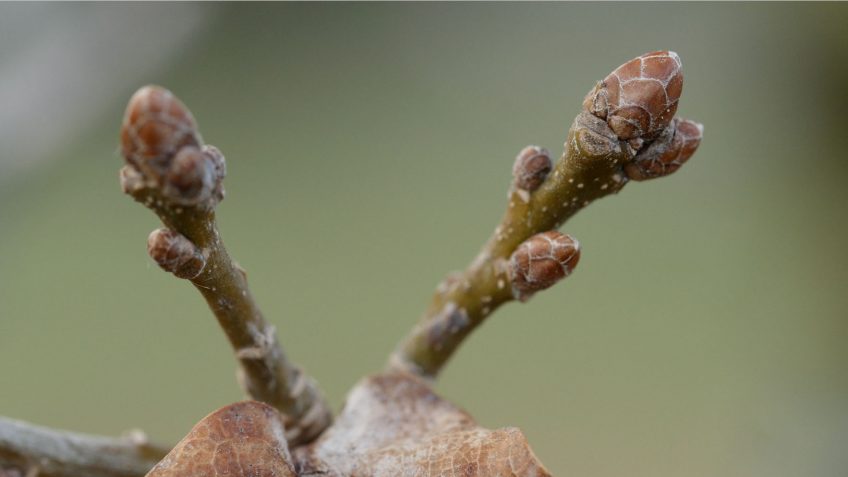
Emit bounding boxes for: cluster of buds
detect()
[120,86,226,209]
[503,52,702,304]
[582,50,702,181]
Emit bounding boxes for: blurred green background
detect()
[1,3,846,476]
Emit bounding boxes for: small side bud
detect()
[147,228,206,279]
[569,112,623,160]
[512,146,552,192]
[120,85,201,178]
[202,145,227,203]
[162,146,216,206]
[583,51,683,141]
[624,118,703,181]
[509,231,580,302]
[146,143,227,208]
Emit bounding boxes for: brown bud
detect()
[203,145,227,182]
[624,118,703,181]
[120,85,201,178]
[512,145,552,191]
[509,231,580,302]
[583,51,683,141]
[570,112,623,160]
[147,228,206,279]
[162,146,216,206]
[202,145,227,203]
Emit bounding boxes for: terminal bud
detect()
[120,85,201,179]
[583,51,683,142]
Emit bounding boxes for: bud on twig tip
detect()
[120,85,201,180]
[583,51,683,142]
[509,231,580,302]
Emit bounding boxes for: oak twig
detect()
[0,417,168,477]
[119,86,332,445]
[389,51,703,378]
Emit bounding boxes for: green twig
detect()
[119,86,332,445]
[389,51,703,379]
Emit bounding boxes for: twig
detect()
[0,416,168,477]
[119,86,332,445]
[389,50,703,378]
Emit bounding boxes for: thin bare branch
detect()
[119,86,332,445]
[0,416,168,477]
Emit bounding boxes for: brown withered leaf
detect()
[148,372,551,477]
[296,371,552,476]
[146,401,297,477]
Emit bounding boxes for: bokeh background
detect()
[1,3,846,476]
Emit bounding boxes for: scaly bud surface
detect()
[120,85,201,179]
[625,118,703,181]
[583,51,683,141]
[512,145,552,192]
[509,231,580,302]
[120,86,226,212]
[147,228,206,279]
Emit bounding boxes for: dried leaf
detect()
[149,373,550,476]
[295,372,552,477]
[146,401,296,477]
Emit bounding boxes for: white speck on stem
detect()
[516,189,531,203]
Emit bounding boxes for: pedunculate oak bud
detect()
[625,118,703,181]
[120,85,201,178]
[509,231,580,302]
[162,146,218,206]
[583,51,683,142]
[147,228,206,279]
[512,145,552,192]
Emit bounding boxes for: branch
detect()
[0,417,168,477]
[389,50,703,378]
[119,86,332,445]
